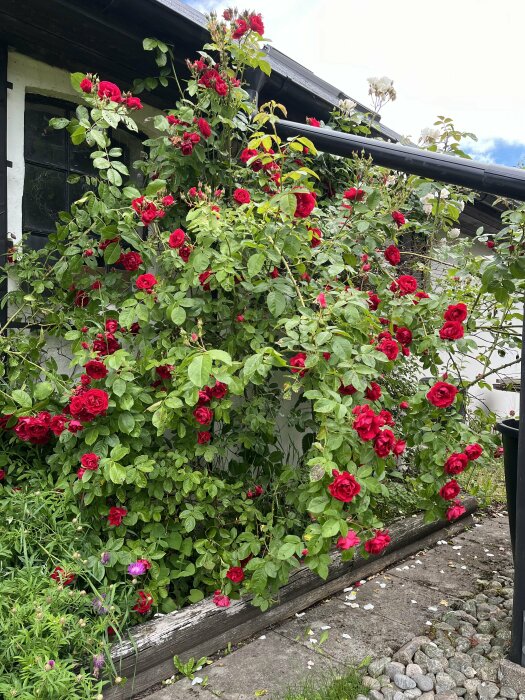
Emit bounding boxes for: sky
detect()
[184,0,524,168]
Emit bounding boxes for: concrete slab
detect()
[335,572,458,628]
[169,631,342,700]
[144,679,216,699]
[275,595,417,665]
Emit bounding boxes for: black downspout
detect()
[510,309,525,663]
[276,120,525,201]
[0,44,8,329]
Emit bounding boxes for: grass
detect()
[281,666,366,700]
[462,457,507,506]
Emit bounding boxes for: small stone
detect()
[428,659,446,674]
[455,689,466,697]
[500,688,518,699]
[420,694,435,700]
[407,665,424,678]
[447,670,466,686]
[434,693,459,700]
[404,690,422,700]
[455,638,471,653]
[414,651,430,668]
[413,675,434,692]
[378,675,391,687]
[423,644,445,660]
[369,658,390,677]
[369,691,384,700]
[357,695,369,700]
[364,676,382,690]
[383,689,397,700]
[435,673,456,694]
[463,680,479,695]
[387,663,407,680]
[478,682,499,700]
[395,638,432,665]
[394,674,417,690]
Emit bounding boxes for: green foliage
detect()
[281,666,366,700]
[0,6,517,641]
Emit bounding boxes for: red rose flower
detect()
[399,401,409,409]
[374,429,396,457]
[108,506,127,526]
[248,12,264,34]
[439,479,461,500]
[309,227,322,248]
[446,501,466,521]
[336,531,361,550]
[339,383,356,396]
[136,273,157,291]
[396,275,418,296]
[465,443,483,460]
[118,251,143,271]
[210,381,228,399]
[353,405,382,441]
[344,187,365,202]
[97,80,121,102]
[168,229,185,249]
[80,77,93,93]
[197,431,211,444]
[133,590,153,614]
[232,18,249,39]
[156,364,174,380]
[486,240,495,249]
[193,406,213,425]
[226,566,244,583]
[439,321,464,341]
[14,414,52,445]
[213,590,231,607]
[376,338,399,360]
[105,319,119,334]
[444,303,468,323]
[427,381,458,408]
[125,96,143,110]
[365,382,382,401]
[50,566,75,586]
[290,352,307,375]
[393,439,406,455]
[294,191,316,218]
[178,245,192,262]
[328,469,361,503]
[384,245,401,265]
[364,529,391,554]
[444,452,468,475]
[306,117,321,127]
[80,452,100,470]
[69,388,109,422]
[391,210,406,227]
[367,292,381,310]
[233,188,251,204]
[199,270,213,291]
[93,332,120,356]
[74,290,89,307]
[0,469,5,480]
[395,327,412,346]
[49,414,68,436]
[84,360,108,380]
[197,117,211,138]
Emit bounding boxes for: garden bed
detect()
[107,497,477,699]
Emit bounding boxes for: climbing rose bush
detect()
[0,8,512,616]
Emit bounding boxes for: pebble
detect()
[500,688,518,699]
[404,690,422,700]
[394,674,417,690]
[407,664,424,678]
[386,663,406,680]
[413,675,434,692]
[435,673,457,694]
[478,682,500,700]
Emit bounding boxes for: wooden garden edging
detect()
[106,497,477,699]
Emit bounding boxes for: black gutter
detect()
[277,120,525,201]
[0,43,8,329]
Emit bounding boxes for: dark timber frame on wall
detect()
[0,44,8,329]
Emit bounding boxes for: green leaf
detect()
[247,253,265,277]
[188,354,212,387]
[277,542,297,560]
[170,306,186,325]
[145,179,167,196]
[104,241,122,265]
[111,443,130,461]
[321,518,341,538]
[108,462,127,485]
[188,589,205,603]
[307,496,329,514]
[11,389,32,408]
[49,117,70,130]
[118,412,135,434]
[267,290,286,317]
[112,378,127,396]
[34,382,53,401]
[207,349,232,364]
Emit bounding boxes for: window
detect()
[22,94,140,250]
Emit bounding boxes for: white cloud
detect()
[185,0,524,153]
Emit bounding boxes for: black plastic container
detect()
[497,418,519,558]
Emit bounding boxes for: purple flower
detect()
[93,653,105,678]
[100,551,110,565]
[45,660,55,671]
[127,561,147,576]
[92,594,108,615]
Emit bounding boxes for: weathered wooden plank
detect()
[105,498,477,699]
